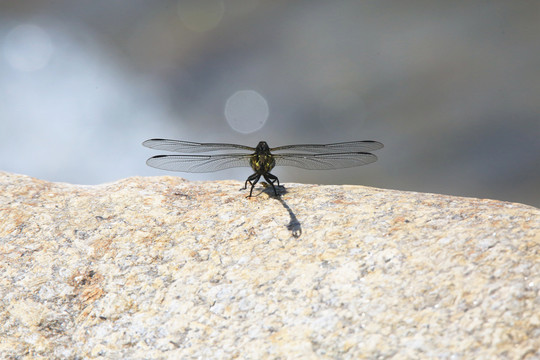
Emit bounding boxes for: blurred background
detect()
[1,1,539,207]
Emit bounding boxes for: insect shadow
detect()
[255,184,301,237]
[280,197,302,238]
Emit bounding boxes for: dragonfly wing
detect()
[271,141,383,153]
[146,154,252,173]
[142,139,255,153]
[274,152,378,170]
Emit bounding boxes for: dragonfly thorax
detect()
[250,141,276,174]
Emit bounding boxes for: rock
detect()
[0,171,538,359]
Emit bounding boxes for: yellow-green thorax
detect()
[250,141,276,175]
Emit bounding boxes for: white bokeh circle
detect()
[224,90,269,134]
[3,24,53,72]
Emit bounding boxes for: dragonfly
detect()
[142,139,383,197]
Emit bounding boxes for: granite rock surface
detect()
[0,172,539,359]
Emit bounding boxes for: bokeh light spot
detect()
[178,0,225,33]
[225,90,269,134]
[3,24,53,72]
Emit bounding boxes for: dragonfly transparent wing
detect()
[142,139,255,153]
[146,154,252,173]
[271,140,383,153]
[274,152,378,170]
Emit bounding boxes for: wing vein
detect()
[274,152,378,170]
[146,154,252,172]
[142,139,255,153]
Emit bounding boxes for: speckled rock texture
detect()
[0,171,539,359]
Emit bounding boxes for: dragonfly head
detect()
[255,141,270,153]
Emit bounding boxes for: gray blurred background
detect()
[1,1,539,207]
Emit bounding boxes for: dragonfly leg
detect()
[244,173,261,197]
[263,173,280,196]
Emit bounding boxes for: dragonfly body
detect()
[245,141,279,196]
[143,139,383,197]
[249,141,276,175]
